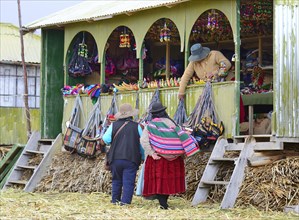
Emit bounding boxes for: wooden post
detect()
[248,105,254,135]
[165,41,170,79]
[17,0,32,140]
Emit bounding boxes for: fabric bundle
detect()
[184,82,224,148]
[85,84,101,104]
[147,119,199,157]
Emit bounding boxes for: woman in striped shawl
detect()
[140,101,187,209]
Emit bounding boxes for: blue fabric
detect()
[110,159,138,204]
[136,158,146,196]
[102,123,145,160]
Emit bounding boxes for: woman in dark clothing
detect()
[102,103,144,205]
[140,102,187,209]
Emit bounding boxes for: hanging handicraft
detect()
[119,28,131,48]
[159,23,171,42]
[207,9,219,30]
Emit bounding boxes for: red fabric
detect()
[142,156,185,196]
[230,77,246,123]
[240,96,245,123]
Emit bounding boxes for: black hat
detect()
[150,102,167,113]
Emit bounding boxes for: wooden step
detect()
[38,139,54,145]
[209,157,237,164]
[233,135,274,143]
[24,149,45,155]
[201,180,229,185]
[227,142,283,151]
[16,165,36,170]
[234,134,272,139]
[8,180,28,185]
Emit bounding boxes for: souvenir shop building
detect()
[25,0,298,146]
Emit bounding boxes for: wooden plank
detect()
[220,136,255,209]
[24,150,45,155]
[16,165,36,170]
[248,155,285,167]
[0,145,24,174]
[25,131,41,151]
[210,157,237,162]
[284,205,299,214]
[0,148,23,189]
[254,141,283,150]
[8,180,27,185]
[227,142,283,151]
[191,137,228,206]
[201,181,229,185]
[234,134,272,138]
[248,105,254,135]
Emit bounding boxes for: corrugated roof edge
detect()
[25,0,189,31]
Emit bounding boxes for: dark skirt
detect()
[142,156,185,196]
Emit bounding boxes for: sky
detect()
[0,0,83,33]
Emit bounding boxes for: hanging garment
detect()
[63,95,85,153]
[68,36,92,77]
[184,82,224,148]
[76,98,103,158]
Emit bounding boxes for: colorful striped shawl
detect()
[147,119,200,157]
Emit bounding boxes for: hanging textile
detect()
[173,99,188,126]
[63,95,85,153]
[184,82,224,148]
[68,33,92,78]
[139,89,161,123]
[100,91,118,138]
[76,98,103,158]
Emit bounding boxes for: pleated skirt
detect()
[142,156,185,196]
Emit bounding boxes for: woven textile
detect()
[142,156,185,196]
[147,118,199,157]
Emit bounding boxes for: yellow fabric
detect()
[178,51,232,95]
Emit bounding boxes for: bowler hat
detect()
[188,43,210,62]
[150,102,167,113]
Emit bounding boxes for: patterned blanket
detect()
[147,119,200,157]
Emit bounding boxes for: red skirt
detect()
[142,156,185,196]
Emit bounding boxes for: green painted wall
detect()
[41,30,65,139]
[0,108,40,144]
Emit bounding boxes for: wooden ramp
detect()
[2,132,62,192]
[191,136,256,209]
